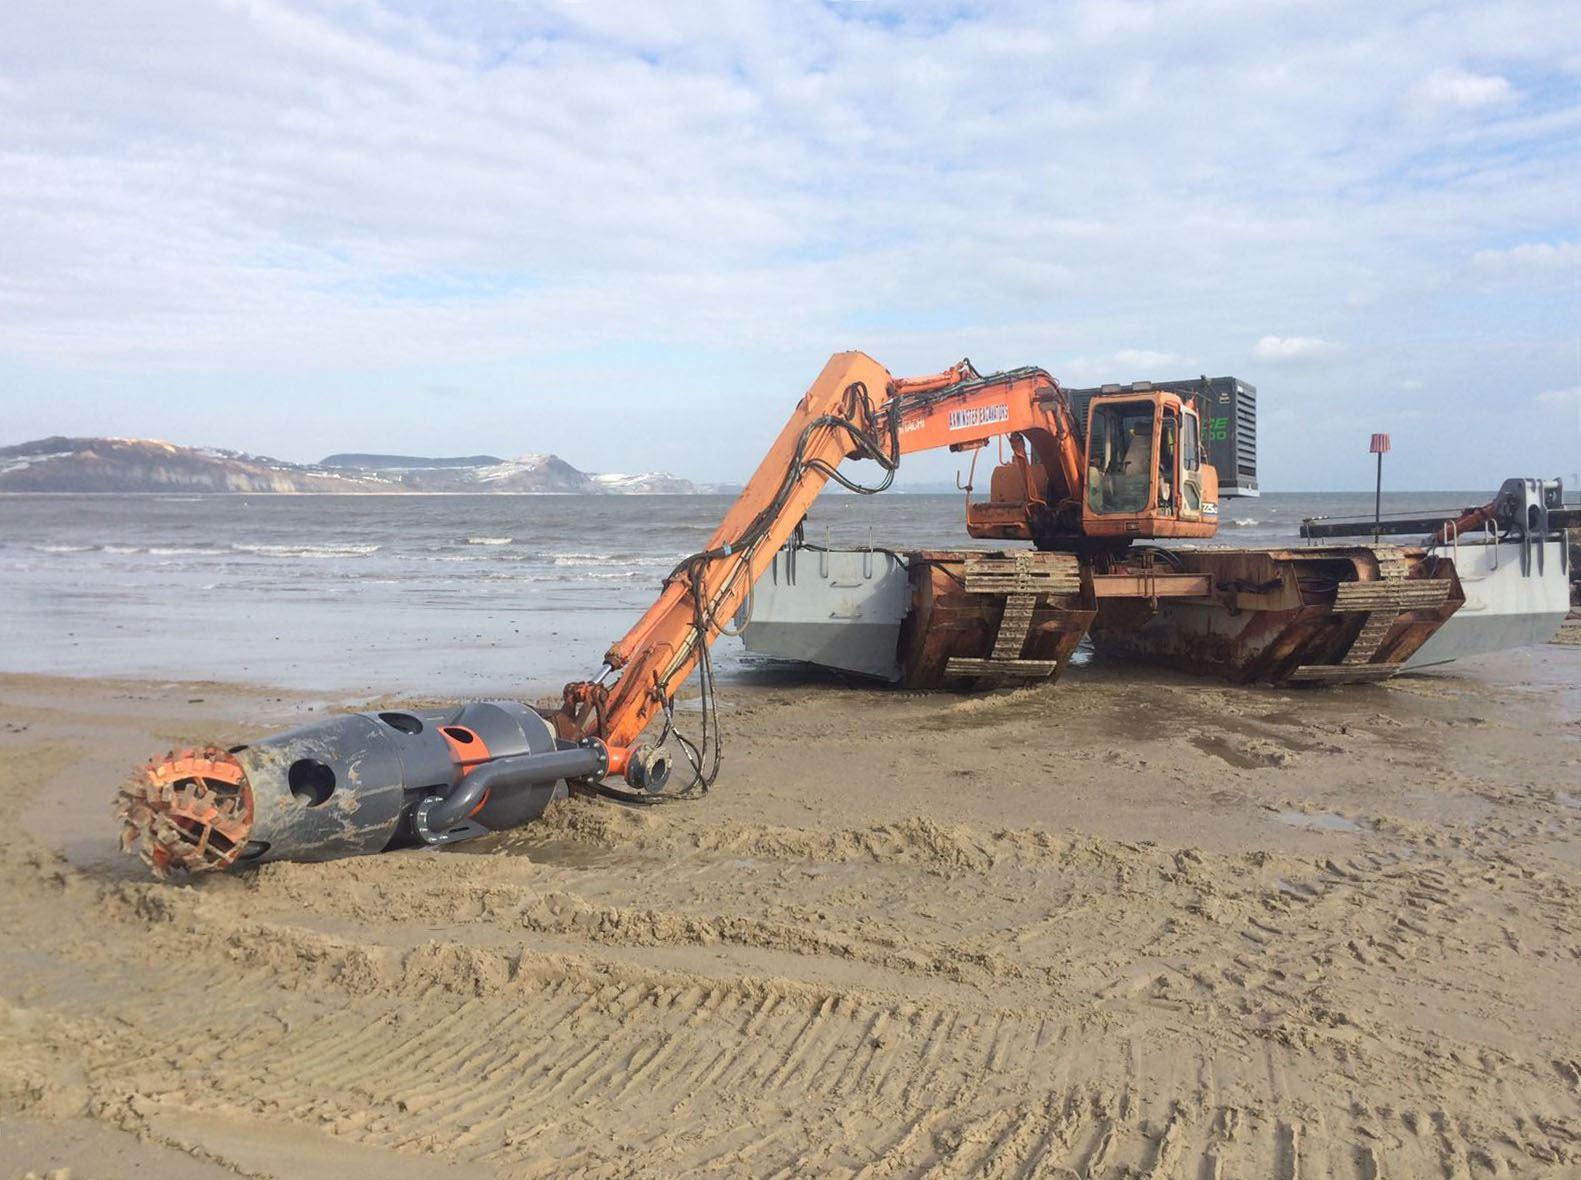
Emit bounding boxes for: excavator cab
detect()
[1081,392,1218,541]
[962,388,1220,548]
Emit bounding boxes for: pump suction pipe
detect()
[415,739,674,845]
[414,741,608,844]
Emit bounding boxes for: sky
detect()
[0,0,1577,492]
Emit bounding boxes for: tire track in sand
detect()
[3,738,1578,1177]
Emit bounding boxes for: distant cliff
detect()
[315,451,696,493]
[0,437,378,494]
[0,437,698,494]
[321,453,505,470]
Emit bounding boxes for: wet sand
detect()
[2,647,1579,1177]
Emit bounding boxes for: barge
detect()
[741,478,1573,687]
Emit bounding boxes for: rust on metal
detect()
[116,746,254,878]
[1090,572,1213,598]
[902,549,1095,687]
[1086,545,1464,685]
[889,543,1465,690]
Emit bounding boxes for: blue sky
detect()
[0,0,1577,490]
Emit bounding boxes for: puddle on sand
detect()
[1277,810,1363,833]
[1558,792,1581,809]
[1191,733,1287,769]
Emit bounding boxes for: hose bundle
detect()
[655,380,901,796]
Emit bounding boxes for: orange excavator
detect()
[119,351,1227,875]
[549,352,1217,787]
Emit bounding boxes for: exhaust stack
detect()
[117,701,667,877]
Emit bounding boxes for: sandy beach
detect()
[2,647,1579,1178]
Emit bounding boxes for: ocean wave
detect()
[41,543,218,556]
[1231,519,1260,527]
[231,542,382,557]
[513,570,646,582]
[551,551,680,567]
[321,567,652,585]
[551,551,630,565]
[466,536,513,545]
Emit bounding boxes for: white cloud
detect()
[1472,241,1580,273]
[1535,387,1581,441]
[1407,68,1515,114]
[0,0,1575,486]
[1111,349,1198,371]
[1252,336,1341,361]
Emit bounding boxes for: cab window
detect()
[1182,412,1200,472]
[1159,411,1176,510]
[1086,401,1154,514]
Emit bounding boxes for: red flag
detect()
[1369,433,1391,455]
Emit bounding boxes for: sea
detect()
[0,490,1489,697]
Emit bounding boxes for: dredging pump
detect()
[119,702,670,876]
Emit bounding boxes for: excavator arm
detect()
[550,353,1088,786]
[552,351,898,758]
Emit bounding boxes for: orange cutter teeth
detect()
[115,746,254,878]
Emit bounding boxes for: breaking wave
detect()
[231,542,382,557]
[552,552,680,568]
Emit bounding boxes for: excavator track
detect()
[942,553,1082,681]
[905,551,1093,687]
[1088,545,1464,686]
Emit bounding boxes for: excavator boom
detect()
[889,361,1083,497]
[554,351,898,752]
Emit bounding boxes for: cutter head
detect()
[117,746,254,877]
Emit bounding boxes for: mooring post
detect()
[1370,433,1390,541]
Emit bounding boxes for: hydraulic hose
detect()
[413,743,606,843]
